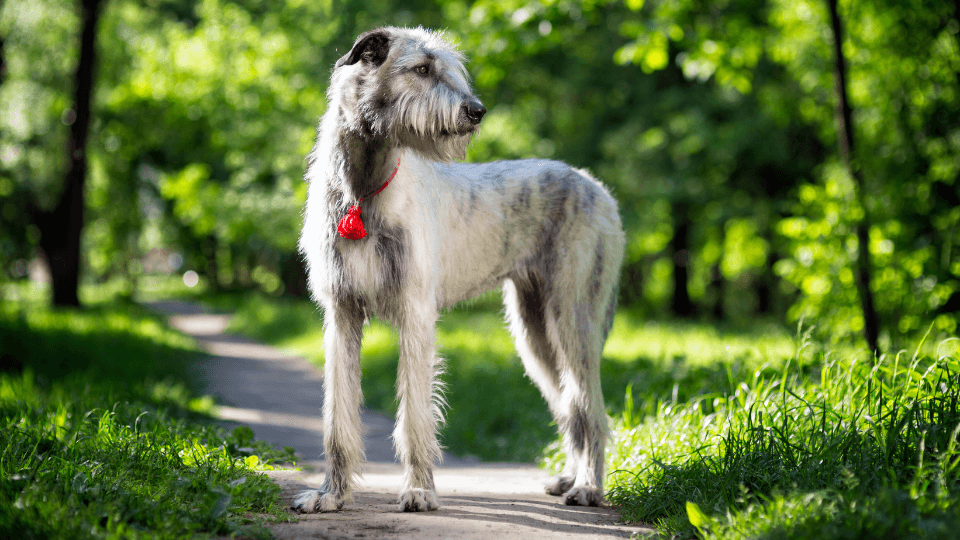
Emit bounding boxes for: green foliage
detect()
[3,0,958,345]
[0,0,74,265]
[609,0,960,344]
[761,0,960,347]
[0,297,291,539]
[599,312,794,413]
[775,163,870,341]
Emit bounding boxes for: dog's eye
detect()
[415,64,430,76]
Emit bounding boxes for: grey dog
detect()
[294,26,625,513]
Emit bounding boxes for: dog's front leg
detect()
[393,300,443,512]
[293,294,366,513]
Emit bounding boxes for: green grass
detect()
[550,331,960,539]
[0,288,293,539]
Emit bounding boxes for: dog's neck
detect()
[334,129,397,202]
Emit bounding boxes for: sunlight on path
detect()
[145,299,401,463]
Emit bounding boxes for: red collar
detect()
[358,157,400,202]
[337,156,400,240]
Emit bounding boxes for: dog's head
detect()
[329,27,485,162]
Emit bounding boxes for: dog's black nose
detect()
[463,101,486,125]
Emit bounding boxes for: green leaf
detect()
[686,501,711,535]
[232,425,255,446]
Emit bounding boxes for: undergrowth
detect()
[0,295,293,539]
[544,328,960,539]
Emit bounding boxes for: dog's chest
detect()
[338,239,383,295]
[334,204,412,308]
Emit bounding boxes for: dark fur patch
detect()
[568,408,589,454]
[406,455,437,491]
[467,183,479,215]
[602,281,619,341]
[508,275,560,389]
[589,239,605,300]
[575,303,591,359]
[530,176,566,320]
[375,223,406,293]
[581,181,598,215]
[332,290,367,337]
[515,181,533,210]
[324,439,350,499]
[481,167,507,194]
[336,133,392,200]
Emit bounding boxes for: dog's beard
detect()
[352,102,478,162]
[393,128,472,162]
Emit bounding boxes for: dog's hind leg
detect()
[503,276,576,496]
[292,293,366,513]
[393,297,443,512]
[540,230,619,508]
[548,293,609,507]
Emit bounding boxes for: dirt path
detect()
[146,300,653,539]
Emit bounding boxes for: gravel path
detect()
[146,300,652,539]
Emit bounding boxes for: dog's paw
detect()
[397,488,439,512]
[292,489,345,513]
[563,486,604,507]
[544,474,575,496]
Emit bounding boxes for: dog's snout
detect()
[463,101,486,125]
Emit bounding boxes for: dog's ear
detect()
[336,29,391,69]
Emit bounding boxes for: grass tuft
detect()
[0,295,292,539]
[572,334,960,539]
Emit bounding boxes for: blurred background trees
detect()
[1,0,958,350]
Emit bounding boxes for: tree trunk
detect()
[671,200,694,317]
[36,0,103,307]
[757,253,778,316]
[953,0,960,89]
[826,0,881,355]
[0,36,6,84]
[710,224,725,320]
[203,234,220,292]
[620,259,645,307]
[757,225,779,315]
